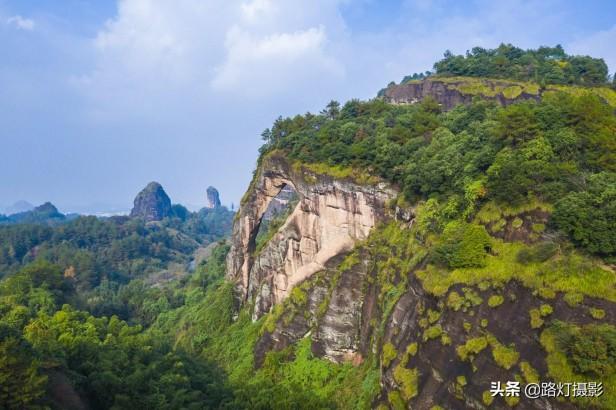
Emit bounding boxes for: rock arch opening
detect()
[253,184,299,255]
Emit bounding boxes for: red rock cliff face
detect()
[226,153,396,320]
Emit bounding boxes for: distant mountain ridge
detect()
[3,200,34,215]
[0,201,71,225]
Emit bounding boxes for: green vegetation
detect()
[552,172,616,256]
[563,292,584,307]
[542,322,616,408]
[530,309,544,329]
[488,334,520,370]
[482,390,494,405]
[0,260,233,409]
[423,324,443,341]
[590,307,606,320]
[260,70,616,265]
[520,361,540,383]
[433,44,609,86]
[540,304,553,316]
[382,342,398,367]
[456,336,489,361]
[393,365,419,400]
[432,222,492,268]
[416,240,616,301]
[488,294,504,307]
[516,241,559,264]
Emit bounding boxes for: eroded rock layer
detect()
[382,77,541,110]
[226,153,396,319]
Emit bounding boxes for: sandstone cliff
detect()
[381,77,541,110]
[226,152,396,320]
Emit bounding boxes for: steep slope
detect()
[381,76,616,110]
[222,70,616,409]
[226,152,396,320]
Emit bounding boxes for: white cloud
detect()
[76,0,349,117]
[568,25,616,74]
[211,25,344,94]
[6,15,35,30]
[241,0,277,23]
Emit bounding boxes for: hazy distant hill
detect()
[3,200,34,215]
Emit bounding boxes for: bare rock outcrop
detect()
[382,77,541,110]
[130,182,172,222]
[226,152,397,319]
[206,186,221,209]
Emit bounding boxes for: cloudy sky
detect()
[1,0,615,212]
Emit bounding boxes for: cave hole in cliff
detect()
[254,184,299,252]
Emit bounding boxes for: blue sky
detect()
[1,0,615,213]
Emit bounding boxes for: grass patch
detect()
[293,160,380,185]
[488,294,504,308]
[488,334,519,370]
[530,309,544,329]
[393,365,419,400]
[423,324,443,341]
[541,322,616,409]
[382,342,398,368]
[589,307,606,320]
[457,336,488,362]
[520,361,539,383]
[416,240,616,302]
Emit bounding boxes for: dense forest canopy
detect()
[0,204,236,408]
[400,44,613,87]
[260,88,615,258]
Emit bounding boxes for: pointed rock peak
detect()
[34,202,60,214]
[130,181,172,222]
[206,186,221,209]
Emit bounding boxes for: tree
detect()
[432,221,492,268]
[0,337,47,408]
[321,100,340,120]
[261,128,272,143]
[552,172,616,255]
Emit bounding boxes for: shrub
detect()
[423,325,443,341]
[530,309,544,329]
[540,304,553,316]
[427,309,441,324]
[552,172,616,256]
[520,361,539,383]
[447,291,464,311]
[393,365,419,400]
[388,391,406,410]
[491,341,520,369]
[382,342,398,367]
[482,390,494,405]
[457,337,488,361]
[488,295,504,307]
[589,307,605,320]
[563,293,584,307]
[432,222,492,269]
[551,322,616,377]
[516,242,559,264]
